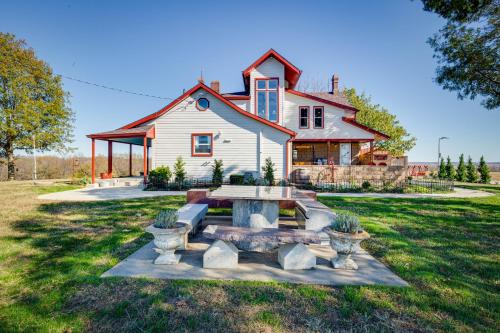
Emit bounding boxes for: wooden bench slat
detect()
[203,225,321,244]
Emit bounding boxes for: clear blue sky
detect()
[2,0,499,162]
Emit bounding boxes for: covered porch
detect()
[291,139,375,166]
[86,125,155,184]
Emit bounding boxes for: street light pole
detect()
[438,136,449,166]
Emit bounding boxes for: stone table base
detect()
[232,199,279,252]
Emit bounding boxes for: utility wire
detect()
[59,75,174,100]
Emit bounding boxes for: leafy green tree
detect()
[211,159,224,186]
[466,156,478,183]
[343,88,416,156]
[262,157,276,185]
[173,156,186,184]
[438,158,447,179]
[478,155,491,183]
[455,154,467,181]
[421,0,499,109]
[0,33,73,180]
[445,156,456,180]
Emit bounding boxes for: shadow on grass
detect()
[1,189,499,332]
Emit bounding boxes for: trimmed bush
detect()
[212,159,224,186]
[149,166,172,183]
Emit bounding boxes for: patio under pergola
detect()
[86,124,155,183]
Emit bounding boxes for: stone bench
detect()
[177,203,208,249]
[295,200,336,245]
[202,225,321,270]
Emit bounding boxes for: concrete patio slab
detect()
[38,186,186,201]
[102,233,408,287]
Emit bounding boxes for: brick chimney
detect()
[210,80,220,93]
[331,74,339,96]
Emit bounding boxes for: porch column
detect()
[143,136,148,182]
[327,141,331,163]
[370,141,374,164]
[129,144,133,176]
[91,139,96,184]
[107,141,113,175]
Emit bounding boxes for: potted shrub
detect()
[324,213,370,270]
[146,209,189,265]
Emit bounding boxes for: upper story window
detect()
[313,106,324,128]
[299,106,309,128]
[192,133,213,157]
[255,78,279,122]
[196,98,210,111]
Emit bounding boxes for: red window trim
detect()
[298,106,309,129]
[313,106,324,129]
[191,133,213,157]
[254,77,280,123]
[195,98,210,111]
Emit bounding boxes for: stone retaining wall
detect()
[291,165,407,184]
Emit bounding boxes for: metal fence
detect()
[144,176,454,194]
[293,178,454,194]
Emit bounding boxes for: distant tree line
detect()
[0,154,144,181]
[437,154,491,183]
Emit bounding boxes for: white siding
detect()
[283,92,375,140]
[151,88,289,179]
[249,57,285,126]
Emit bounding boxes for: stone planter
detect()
[146,223,189,264]
[324,228,370,270]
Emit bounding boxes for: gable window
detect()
[313,106,324,128]
[191,133,213,156]
[255,78,279,122]
[299,106,309,128]
[196,98,210,111]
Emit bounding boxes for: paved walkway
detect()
[38,186,186,201]
[102,231,408,287]
[38,185,492,202]
[317,187,493,199]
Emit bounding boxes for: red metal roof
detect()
[286,89,359,113]
[87,124,155,139]
[118,82,296,136]
[341,117,390,139]
[242,49,302,89]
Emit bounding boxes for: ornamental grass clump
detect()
[153,209,179,229]
[331,213,362,234]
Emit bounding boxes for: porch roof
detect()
[86,124,155,146]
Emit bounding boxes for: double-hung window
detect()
[255,78,279,122]
[313,106,324,128]
[192,133,213,157]
[299,106,309,128]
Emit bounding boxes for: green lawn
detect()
[0,182,498,332]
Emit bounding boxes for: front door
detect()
[340,143,351,165]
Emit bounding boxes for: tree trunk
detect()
[6,143,15,181]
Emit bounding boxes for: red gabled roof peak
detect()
[242,49,302,89]
[119,82,295,137]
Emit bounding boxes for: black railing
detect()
[144,176,453,194]
[293,178,454,194]
[144,177,291,191]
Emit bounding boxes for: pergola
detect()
[86,125,155,183]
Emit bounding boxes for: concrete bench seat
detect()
[202,225,320,270]
[177,203,208,249]
[295,200,336,245]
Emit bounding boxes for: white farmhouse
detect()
[88,49,390,184]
